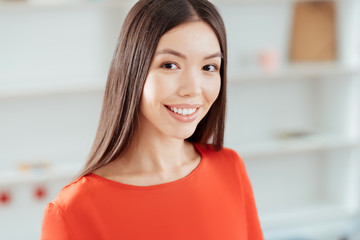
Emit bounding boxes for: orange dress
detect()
[41,144,263,240]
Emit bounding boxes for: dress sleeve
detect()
[40,202,74,240]
[233,150,264,240]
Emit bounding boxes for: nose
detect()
[177,69,202,97]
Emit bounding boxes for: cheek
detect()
[142,74,157,99]
[141,73,176,107]
[205,77,221,104]
[140,75,155,116]
[142,74,164,105]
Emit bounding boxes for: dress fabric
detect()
[40,144,263,240]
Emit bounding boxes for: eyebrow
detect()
[155,48,223,60]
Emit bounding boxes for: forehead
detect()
[155,21,221,55]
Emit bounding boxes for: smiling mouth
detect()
[165,105,198,116]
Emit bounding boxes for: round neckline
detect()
[87,143,205,190]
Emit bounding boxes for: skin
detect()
[94,21,222,186]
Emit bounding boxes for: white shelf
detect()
[213,0,342,4]
[0,164,82,187]
[261,203,352,228]
[236,134,360,159]
[262,203,358,239]
[0,77,105,99]
[0,0,133,9]
[229,63,360,83]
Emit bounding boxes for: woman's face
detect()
[139,21,221,141]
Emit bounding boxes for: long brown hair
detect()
[80,0,227,177]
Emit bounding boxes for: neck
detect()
[125,130,194,173]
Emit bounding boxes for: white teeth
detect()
[169,107,197,116]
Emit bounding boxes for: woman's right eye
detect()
[162,63,178,70]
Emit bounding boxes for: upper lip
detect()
[165,104,201,108]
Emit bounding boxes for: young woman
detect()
[41,0,263,239]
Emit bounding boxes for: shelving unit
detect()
[0,0,359,239]
[220,0,360,239]
[0,3,114,239]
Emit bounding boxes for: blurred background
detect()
[0,0,360,239]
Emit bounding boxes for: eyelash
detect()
[203,64,218,72]
[161,62,178,70]
[161,63,219,72]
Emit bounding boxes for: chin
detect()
[171,128,197,141]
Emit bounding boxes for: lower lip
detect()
[165,106,200,122]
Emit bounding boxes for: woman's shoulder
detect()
[195,143,242,161]
[50,174,96,212]
[41,175,104,238]
[195,143,245,170]
[196,143,249,181]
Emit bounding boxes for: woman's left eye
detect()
[202,65,218,72]
[162,63,178,70]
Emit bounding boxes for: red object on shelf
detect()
[0,191,11,205]
[34,186,47,200]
